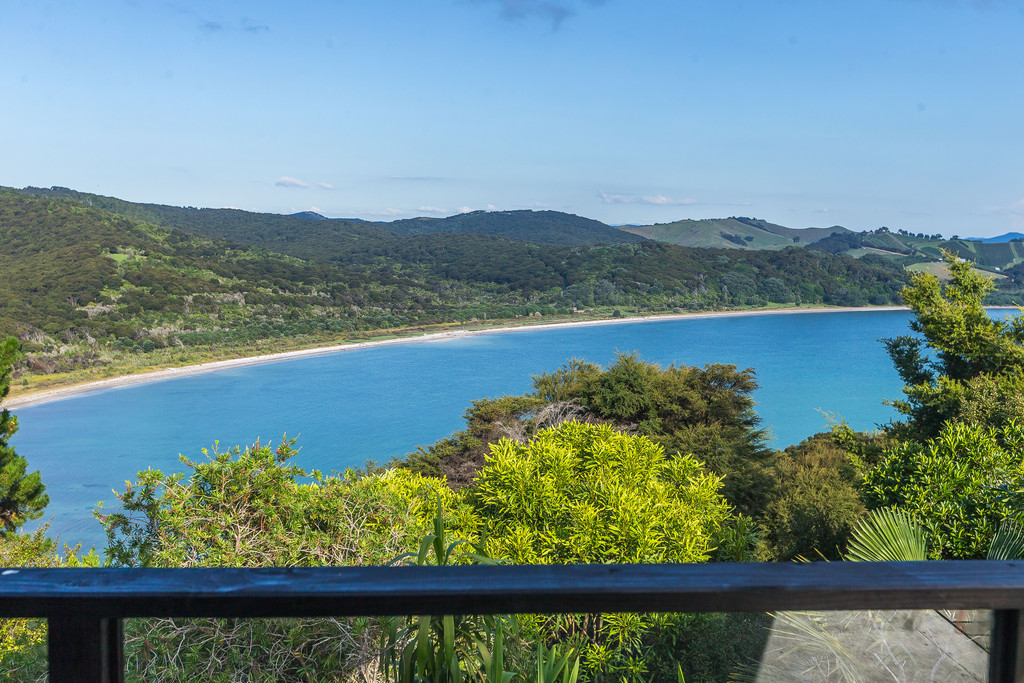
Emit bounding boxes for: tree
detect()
[0,338,47,533]
[882,250,1024,438]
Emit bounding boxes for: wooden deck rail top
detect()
[5,561,1024,682]
[2,560,1024,619]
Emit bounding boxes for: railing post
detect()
[48,616,123,683]
[990,610,1024,682]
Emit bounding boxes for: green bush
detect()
[531,353,774,517]
[100,438,472,681]
[471,421,731,565]
[469,421,738,681]
[757,433,867,561]
[861,420,1024,559]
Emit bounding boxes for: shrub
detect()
[861,420,1024,559]
[99,438,474,681]
[471,421,730,565]
[757,433,867,561]
[469,421,737,681]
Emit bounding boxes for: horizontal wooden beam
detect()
[0,560,1022,620]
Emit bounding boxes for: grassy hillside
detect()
[620,217,847,250]
[807,228,1024,270]
[918,239,1024,270]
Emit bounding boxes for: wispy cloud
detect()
[600,191,751,207]
[477,0,608,30]
[366,208,405,216]
[458,206,475,214]
[316,182,335,190]
[599,192,696,206]
[196,15,269,35]
[418,206,447,214]
[241,17,270,33]
[1009,199,1024,230]
[275,176,308,188]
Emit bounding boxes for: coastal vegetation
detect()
[0,188,914,395]
[0,338,47,532]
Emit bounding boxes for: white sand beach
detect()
[3,306,908,410]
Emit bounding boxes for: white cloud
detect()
[1010,199,1024,230]
[485,203,498,210]
[366,208,404,216]
[316,182,335,190]
[458,206,474,214]
[275,176,308,188]
[644,194,695,206]
[599,191,696,206]
[599,191,751,208]
[984,199,1024,230]
[418,206,446,214]
[308,206,323,214]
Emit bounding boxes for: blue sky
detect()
[3,0,1023,236]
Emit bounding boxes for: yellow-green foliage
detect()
[471,421,730,565]
[354,468,479,543]
[100,440,476,682]
[102,439,467,569]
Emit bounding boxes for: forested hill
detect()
[16,187,641,248]
[383,210,645,245]
[1,188,911,377]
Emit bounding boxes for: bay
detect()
[16,309,919,550]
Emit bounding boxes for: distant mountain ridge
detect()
[966,233,1024,243]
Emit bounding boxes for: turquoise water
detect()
[15,309,918,550]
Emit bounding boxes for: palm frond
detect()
[846,508,927,562]
[988,520,1024,560]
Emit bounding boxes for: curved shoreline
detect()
[5,306,909,410]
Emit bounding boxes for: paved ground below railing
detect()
[752,609,988,681]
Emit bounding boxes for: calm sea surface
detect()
[15,309,930,549]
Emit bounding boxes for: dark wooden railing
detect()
[2,560,1024,682]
